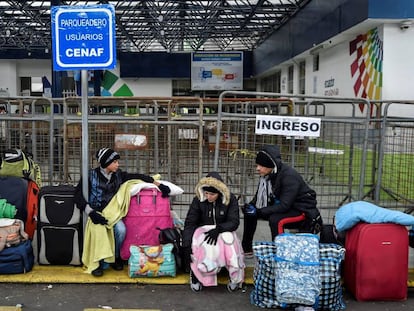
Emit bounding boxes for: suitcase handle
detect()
[136,190,157,205]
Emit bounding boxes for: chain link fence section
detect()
[1,95,413,222]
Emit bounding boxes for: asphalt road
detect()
[1,283,414,311]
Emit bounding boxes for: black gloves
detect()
[158,184,171,198]
[89,210,108,225]
[140,175,155,183]
[204,227,221,245]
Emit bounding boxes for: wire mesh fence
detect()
[0,94,413,223]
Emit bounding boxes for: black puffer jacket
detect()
[182,172,240,248]
[251,145,318,217]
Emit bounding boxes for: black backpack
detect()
[158,227,183,272]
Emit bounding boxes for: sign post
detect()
[51,4,116,201]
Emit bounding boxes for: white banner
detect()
[255,115,321,137]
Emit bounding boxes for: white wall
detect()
[125,78,172,97]
[0,59,52,96]
[0,60,17,96]
[382,24,414,100]
[301,24,414,117]
[16,59,52,82]
[306,40,363,117]
[0,59,174,97]
[308,41,353,98]
[382,24,414,117]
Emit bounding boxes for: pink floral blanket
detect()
[190,225,245,286]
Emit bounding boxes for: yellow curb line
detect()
[0,265,254,285]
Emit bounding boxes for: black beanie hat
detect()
[202,186,220,194]
[96,148,120,168]
[202,172,223,194]
[255,151,275,168]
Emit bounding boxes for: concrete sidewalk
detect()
[1,221,414,310]
[0,283,413,311]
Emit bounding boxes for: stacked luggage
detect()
[0,149,83,273]
[121,187,174,260]
[120,187,178,278]
[0,149,40,274]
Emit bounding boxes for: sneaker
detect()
[91,267,104,277]
[227,281,241,292]
[190,271,202,292]
[111,258,124,271]
[244,251,254,259]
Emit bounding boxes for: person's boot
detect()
[190,270,202,292]
[92,262,104,277]
[227,281,242,292]
[111,257,124,271]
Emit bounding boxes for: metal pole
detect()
[81,70,89,201]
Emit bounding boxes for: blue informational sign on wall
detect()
[51,4,116,71]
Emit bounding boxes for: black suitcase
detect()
[37,184,83,265]
[0,240,34,274]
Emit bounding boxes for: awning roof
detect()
[0,0,311,53]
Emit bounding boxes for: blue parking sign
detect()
[52,4,116,71]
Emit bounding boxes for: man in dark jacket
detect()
[241,145,322,256]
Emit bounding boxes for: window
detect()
[287,65,294,94]
[260,71,281,93]
[299,61,306,95]
[313,54,319,72]
[20,76,43,96]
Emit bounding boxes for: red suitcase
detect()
[344,222,408,301]
[120,188,173,260]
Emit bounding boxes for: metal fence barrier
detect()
[0,94,413,222]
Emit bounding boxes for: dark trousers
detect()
[241,208,304,252]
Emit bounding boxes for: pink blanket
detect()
[190,225,245,287]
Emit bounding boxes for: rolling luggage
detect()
[120,188,173,260]
[0,176,39,239]
[344,222,408,301]
[37,185,82,265]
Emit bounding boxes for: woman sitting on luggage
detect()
[74,147,171,277]
[182,172,245,292]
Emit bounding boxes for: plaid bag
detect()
[250,241,279,308]
[317,243,346,311]
[250,241,296,309]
